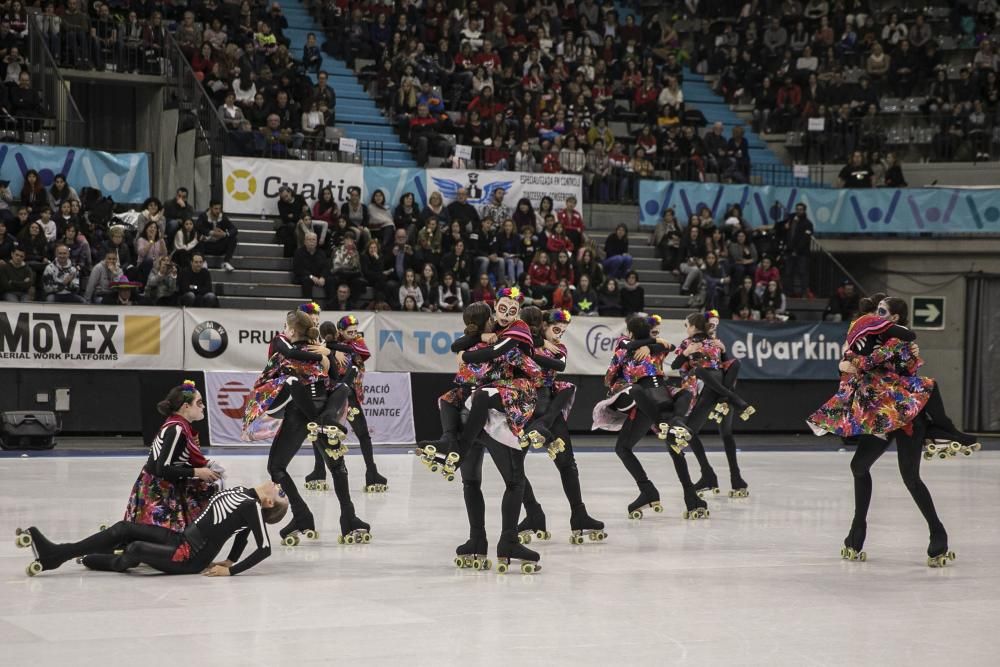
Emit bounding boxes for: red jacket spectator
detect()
[633,83,659,108]
[776,82,802,109]
[474,50,502,71]
[545,233,573,255]
[754,263,781,288]
[557,208,584,237]
[551,285,574,311]
[468,92,504,118]
[542,151,561,173]
[552,262,575,286]
[528,260,556,286]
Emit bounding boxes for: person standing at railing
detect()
[775,202,814,299]
[34,4,61,63]
[61,0,101,70]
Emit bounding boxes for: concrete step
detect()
[217,282,302,298]
[219,295,307,310]
[647,294,690,308]
[646,307,691,319]
[231,242,283,258]
[216,268,294,284]
[230,217,276,233]
[207,255,291,272]
[240,228,277,244]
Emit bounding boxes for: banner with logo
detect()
[373,311,464,373]
[184,308,377,372]
[364,166,427,208]
[221,157,364,215]
[638,179,1000,234]
[426,168,584,218]
[714,320,849,380]
[0,303,181,369]
[205,371,414,445]
[0,143,151,203]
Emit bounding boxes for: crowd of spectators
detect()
[0,175,239,307]
[281,183,650,316]
[649,197,816,320]
[0,2,46,125]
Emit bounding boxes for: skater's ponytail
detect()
[685,312,709,335]
[521,305,544,343]
[157,381,199,416]
[858,292,887,315]
[287,310,319,342]
[463,301,493,335]
[626,314,651,340]
[319,321,337,342]
[883,296,909,326]
[262,500,289,525]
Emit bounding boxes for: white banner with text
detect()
[0,303,183,369]
[221,157,365,216]
[426,168,584,217]
[205,371,414,446]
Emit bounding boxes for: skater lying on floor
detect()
[17,481,288,577]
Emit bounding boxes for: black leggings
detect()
[611,387,695,490]
[522,417,585,511]
[460,389,505,455]
[849,413,943,535]
[65,522,205,574]
[309,391,379,476]
[461,436,528,537]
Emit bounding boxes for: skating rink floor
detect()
[2,445,999,666]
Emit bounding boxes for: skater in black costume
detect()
[592,314,707,520]
[453,289,544,573]
[673,311,752,498]
[830,297,963,566]
[16,482,288,577]
[305,315,388,493]
[516,307,606,545]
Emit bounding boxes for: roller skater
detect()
[517,307,605,543]
[812,296,958,566]
[593,315,704,520]
[454,289,544,573]
[122,381,222,531]
[455,533,491,570]
[17,482,287,577]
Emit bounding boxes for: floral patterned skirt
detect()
[123,469,216,531]
[465,380,538,449]
[808,373,934,438]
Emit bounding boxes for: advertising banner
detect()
[426,168,584,217]
[220,157,364,215]
[373,311,465,373]
[638,179,1000,234]
[183,308,377,372]
[561,316,687,375]
[364,166,428,208]
[205,371,414,445]
[0,143,151,203]
[0,303,182,369]
[715,320,849,380]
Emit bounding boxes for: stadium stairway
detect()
[282,2,417,168]
[211,206,693,316]
[680,69,792,185]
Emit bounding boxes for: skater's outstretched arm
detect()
[227,503,272,575]
[271,335,325,363]
[461,337,518,363]
[533,352,566,371]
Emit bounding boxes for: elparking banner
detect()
[425,168,584,216]
[0,303,182,369]
[715,320,849,380]
[221,157,364,215]
[205,371,414,445]
[183,308,377,372]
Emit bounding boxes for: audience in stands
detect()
[178,251,219,308]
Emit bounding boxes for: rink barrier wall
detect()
[0,368,835,443]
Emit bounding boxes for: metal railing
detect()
[808,236,868,301]
[25,21,87,147]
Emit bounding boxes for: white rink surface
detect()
[2,449,999,667]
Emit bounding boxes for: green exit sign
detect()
[911,297,945,330]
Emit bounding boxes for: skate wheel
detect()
[521,563,536,574]
[497,563,508,574]
[429,464,439,472]
[362,533,372,543]
[444,474,455,482]
[454,557,464,568]
[481,559,492,570]
[303,529,317,540]
[598,532,607,541]
[26,561,43,577]
[923,451,933,460]
[712,488,720,495]
[283,535,299,547]
[15,532,31,548]
[345,535,356,545]
[653,504,663,513]
[587,532,597,542]
[518,533,531,545]
[535,530,550,540]
[962,449,972,456]
[859,552,867,562]
[629,510,642,520]
[472,559,482,570]
[938,452,948,460]
[703,510,710,518]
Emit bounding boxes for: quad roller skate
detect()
[517,507,551,544]
[927,527,955,568]
[729,475,750,498]
[346,406,360,422]
[518,428,548,450]
[280,516,319,547]
[454,534,491,570]
[364,469,389,493]
[546,438,566,460]
[496,529,541,574]
[321,422,349,461]
[415,443,461,481]
[682,487,710,520]
[660,423,692,454]
[708,401,730,423]
[304,470,329,492]
[17,527,64,576]
[338,515,372,545]
[923,439,982,460]
[840,521,867,562]
[739,405,756,421]
[628,482,663,520]
[569,505,607,544]
[693,472,721,499]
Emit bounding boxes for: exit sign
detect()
[911,296,945,330]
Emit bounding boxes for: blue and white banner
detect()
[0,143,150,203]
[638,180,1000,234]
[364,166,427,208]
[426,168,583,218]
[715,321,849,380]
